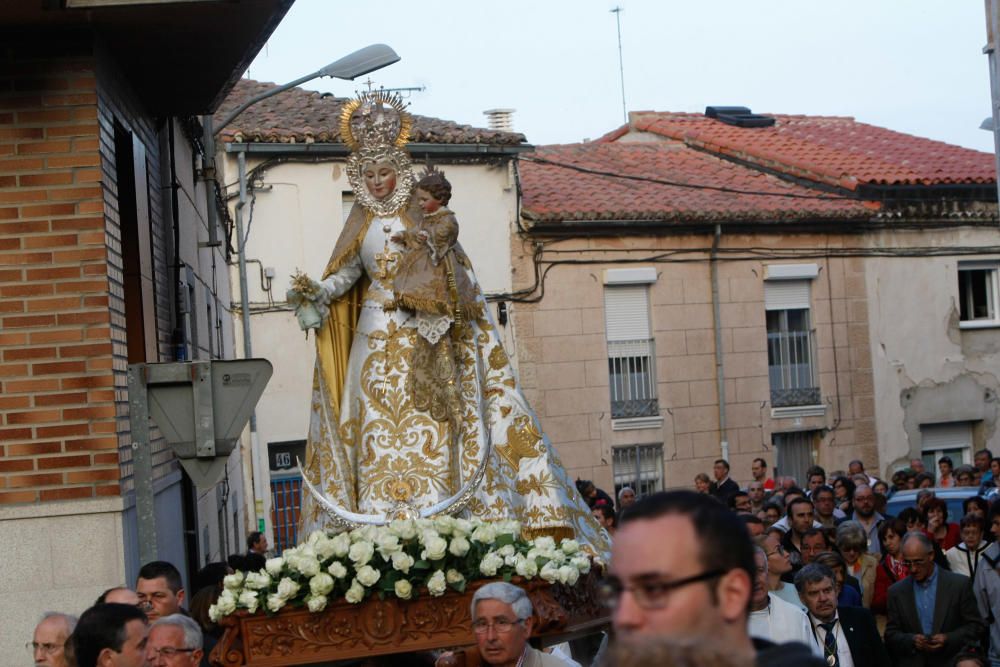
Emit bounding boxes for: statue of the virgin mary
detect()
[288,91,608,556]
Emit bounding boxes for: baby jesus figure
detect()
[390,167,483,424]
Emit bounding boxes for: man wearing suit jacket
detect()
[709,459,740,503]
[795,563,890,667]
[884,532,985,667]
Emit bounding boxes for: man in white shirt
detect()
[795,563,890,667]
[747,547,818,654]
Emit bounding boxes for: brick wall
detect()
[0,45,121,503]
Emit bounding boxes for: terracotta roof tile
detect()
[631,112,995,189]
[520,142,874,225]
[215,79,527,146]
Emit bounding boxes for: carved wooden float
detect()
[210,569,607,666]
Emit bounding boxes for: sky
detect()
[245,0,996,153]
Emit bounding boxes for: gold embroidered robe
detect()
[299,203,608,556]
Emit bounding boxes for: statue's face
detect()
[363,161,397,200]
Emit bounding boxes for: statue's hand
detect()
[287,271,330,332]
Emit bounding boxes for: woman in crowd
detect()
[693,473,711,494]
[870,518,908,630]
[756,533,802,609]
[914,471,936,488]
[835,521,877,608]
[831,475,855,514]
[923,497,961,551]
[761,502,783,529]
[945,514,990,577]
[897,507,951,569]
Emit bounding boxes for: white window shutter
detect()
[604,285,651,341]
[765,279,811,311]
[920,422,972,451]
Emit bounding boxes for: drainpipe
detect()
[235,150,269,539]
[711,224,729,461]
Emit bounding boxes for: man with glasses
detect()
[145,614,203,667]
[29,612,76,667]
[845,485,884,556]
[606,490,823,666]
[884,532,984,667]
[467,582,566,667]
[812,485,845,529]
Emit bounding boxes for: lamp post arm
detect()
[214,70,324,135]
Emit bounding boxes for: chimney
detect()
[483,108,516,132]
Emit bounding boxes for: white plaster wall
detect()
[220,154,519,536]
[866,226,1000,475]
[0,498,126,667]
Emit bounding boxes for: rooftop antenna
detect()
[611,6,627,125]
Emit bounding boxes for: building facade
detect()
[514,111,998,493]
[0,1,289,657]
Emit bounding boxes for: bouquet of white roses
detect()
[209,517,592,621]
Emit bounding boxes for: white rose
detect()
[445,569,465,585]
[453,518,474,537]
[208,604,221,623]
[223,572,244,591]
[449,536,471,557]
[376,533,402,558]
[314,537,339,560]
[345,579,365,604]
[559,565,579,586]
[427,570,447,596]
[421,536,448,561]
[266,594,286,612]
[496,520,521,537]
[297,557,321,577]
[306,594,328,613]
[533,536,556,552]
[307,530,325,546]
[238,590,260,614]
[388,519,417,540]
[349,540,375,566]
[571,555,591,574]
[356,565,381,587]
[331,533,352,558]
[391,551,414,574]
[310,572,335,596]
[244,572,271,590]
[328,561,348,579]
[539,562,560,583]
[394,579,413,600]
[276,577,300,599]
[514,555,538,578]
[560,539,580,555]
[479,551,504,577]
[215,590,237,615]
[433,516,456,536]
[265,557,284,576]
[471,524,497,544]
[351,525,378,543]
[497,544,516,558]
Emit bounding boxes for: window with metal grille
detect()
[765,279,820,407]
[605,285,658,419]
[613,443,663,498]
[958,262,1000,327]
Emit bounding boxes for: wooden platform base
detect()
[210,570,607,666]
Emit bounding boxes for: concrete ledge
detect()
[0,495,124,521]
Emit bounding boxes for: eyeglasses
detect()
[471,618,526,635]
[148,647,197,659]
[902,557,929,567]
[599,569,726,610]
[26,642,62,655]
[766,546,787,557]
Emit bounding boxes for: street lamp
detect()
[200,43,400,542]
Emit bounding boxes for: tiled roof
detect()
[215,79,527,145]
[520,142,875,225]
[630,112,995,190]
